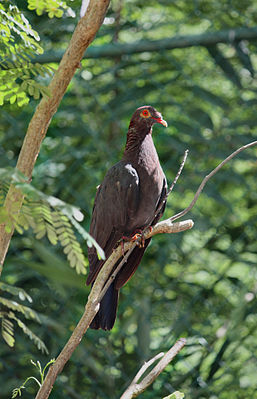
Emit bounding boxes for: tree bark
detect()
[120,338,186,399]
[0,0,110,274]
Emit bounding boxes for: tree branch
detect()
[0,0,110,274]
[167,150,189,197]
[95,219,194,303]
[131,352,165,385]
[34,219,192,399]
[34,140,255,399]
[119,339,186,399]
[154,149,188,220]
[34,26,257,64]
[170,140,257,222]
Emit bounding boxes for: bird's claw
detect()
[121,229,146,249]
[134,233,145,248]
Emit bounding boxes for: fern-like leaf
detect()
[0,282,47,352]
[53,211,87,274]
[0,168,102,274]
[0,297,40,322]
[8,312,48,354]
[0,314,15,347]
[0,282,32,303]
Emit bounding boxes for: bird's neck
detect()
[123,125,155,161]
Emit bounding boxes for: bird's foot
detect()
[121,229,144,248]
[121,227,152,251]
[133,232,145,248]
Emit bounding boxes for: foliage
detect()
[0,0,257,398]
[27,0,68,18]
[163,392,184,399]
[12,358,55,398]
[0,169,104,273]
[0,1,55,106]
[0,282,48,353]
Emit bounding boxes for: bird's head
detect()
[129,105,168,132]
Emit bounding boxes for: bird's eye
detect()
[140,109,151,118]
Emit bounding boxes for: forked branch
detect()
[120,339,186,399]
[34,220,192,399]
[170,140,257,222]
[35,140,256,399]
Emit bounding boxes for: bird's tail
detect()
[90,282,119,330]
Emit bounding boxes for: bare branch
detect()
[168,150,189,196]
[170,140,257,222]
[155,150,189,219]
[120,339,186,399]
[34,141,255,398]
[34,219,192,399]
[96,219,194,303]
[98,245,135,301]
[131,352,165,385]
[35,302,99,399]
[33,26,257,64]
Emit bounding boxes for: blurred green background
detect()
[0,0,257,398]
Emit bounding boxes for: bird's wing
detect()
[86,162,140,285]
[115,176,168,290]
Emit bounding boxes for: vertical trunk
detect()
[0,0,110,276]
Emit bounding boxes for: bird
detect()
[86,105,167,330]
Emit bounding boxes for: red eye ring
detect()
[140,109,151,118]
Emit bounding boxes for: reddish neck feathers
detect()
[123,121,152,160]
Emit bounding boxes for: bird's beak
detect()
[153,117,168,127]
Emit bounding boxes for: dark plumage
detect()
[87,106,167,330]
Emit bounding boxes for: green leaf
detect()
[46,225,58,245]
[69,216,105,260]
[1,316,15,347]
[9,94,17,104]
[4,223,13,233]
[0,297,40,322]
[163,392,185,399]
[0,282,33,303]
[9,313,48,354]
[33,86,40,100]
[28,83,35,96]
[35,227,47,240]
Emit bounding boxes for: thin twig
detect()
[168,149,189,196]
[155,150,189,219]
[131,352,165,385]
[35,141,256,399]
[35,218,193,399]
[170,140,257,222]
[98,219,194,302]
[97,219,194,302]
[120,338,186,399]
